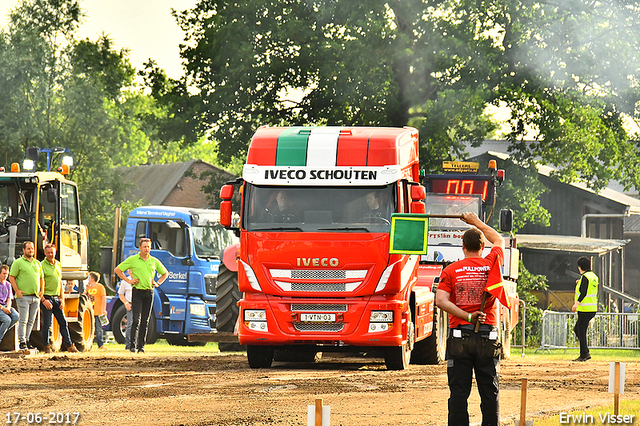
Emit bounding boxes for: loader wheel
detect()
[50,317,63,352]
[68,294,95,352]
[412,306,447,365]
[385,320,414,370]
[247,345,274,368]
[215,263,244,352]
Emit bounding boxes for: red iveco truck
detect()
[219,126,518,370]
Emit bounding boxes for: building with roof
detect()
[465,144,640,310]
[117,160,235,209]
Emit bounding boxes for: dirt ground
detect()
[0,348,637,426]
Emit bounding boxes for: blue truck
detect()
[103,206,238,345]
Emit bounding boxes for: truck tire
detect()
[247,345,274,368]
[146,313,159,344]
[412,306,447,365]
[384,320,414,370]
[215,263,244,352]
[68,294,95,352]
[111,305,127,345]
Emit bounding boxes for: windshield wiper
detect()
[252,227,303,232]
[318,227,370,232]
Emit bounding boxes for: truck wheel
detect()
[216,263,244,352]
[146,313,159,344]
[68,294,95,352]
[247,345,274,368]
[111,305,127,345]
[413,306,447,365]
[385,320,414,370]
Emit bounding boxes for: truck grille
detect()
[291,304,348,312]
[204,274,217,295]
[270,269,367,280]
[274,281,361,292]
[293,322,345,332]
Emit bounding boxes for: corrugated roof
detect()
[517,234,629,254]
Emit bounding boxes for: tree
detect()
[175,0,497,170]
[0,0,165,271]
[177,0,640,198]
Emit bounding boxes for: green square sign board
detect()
[389,214,429,254]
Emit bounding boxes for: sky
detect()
[0,0,198,78]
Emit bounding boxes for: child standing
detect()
[85,271,107,349]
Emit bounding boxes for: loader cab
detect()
[0,172,87,279]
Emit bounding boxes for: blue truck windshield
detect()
[193,223,237,259]
[243,184,397,232]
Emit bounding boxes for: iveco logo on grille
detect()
[296,258,339,267]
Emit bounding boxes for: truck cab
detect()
[107,206,238,345]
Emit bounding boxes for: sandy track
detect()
[0,351,637,425]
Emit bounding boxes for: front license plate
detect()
[300,313,336,322]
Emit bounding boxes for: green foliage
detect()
[177,0,640,199]
[0,0,172,271]
[514,261,548,346]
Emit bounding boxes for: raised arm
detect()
[460,212,504,249]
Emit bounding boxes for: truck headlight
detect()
[244,309,268,332]
[189,304,207,317]
[244,309,267,321]
[370,310,394,322]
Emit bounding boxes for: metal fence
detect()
[537,311,640,352]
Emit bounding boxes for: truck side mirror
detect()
[499,209,513,232]
[220,184,235,228]
[410,184,426,201]
[410,184,426,214]
[220,184,234,200]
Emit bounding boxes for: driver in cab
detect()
[263,191,297,223]
[363,191,387,220]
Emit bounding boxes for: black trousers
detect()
[574,311,596,358]
[131,288,154,350]
[446,325,501,426]
[40,296,72,347]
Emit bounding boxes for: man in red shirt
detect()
[436,212,504,426]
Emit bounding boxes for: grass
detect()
[93,339,229,355]
[509,347,640,362]
[533,400,640,425]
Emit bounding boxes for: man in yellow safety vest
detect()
[571,256,598,361]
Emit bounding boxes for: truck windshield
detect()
[193,223,238,259]
[244,184,397,232]
[424,194,482,230]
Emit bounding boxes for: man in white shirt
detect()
[117,279,133,350]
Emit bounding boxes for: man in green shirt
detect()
[9,241,44,353]
[115,238,168,353]
[40,244,78,353]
